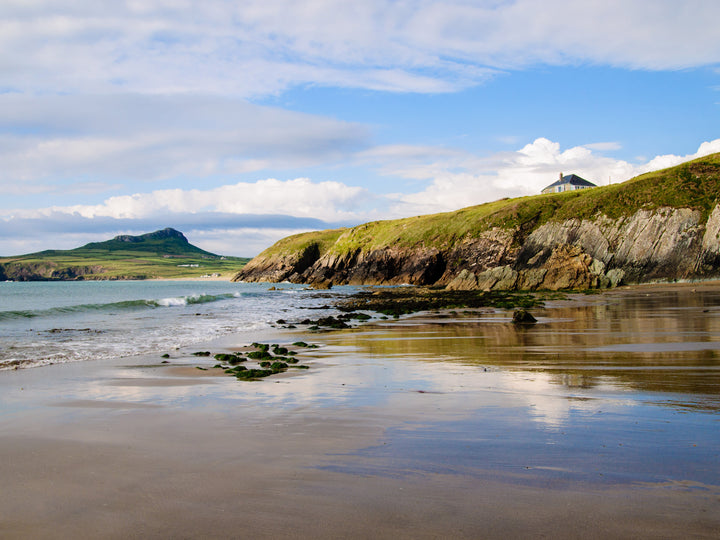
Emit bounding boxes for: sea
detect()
[0,280,351,370]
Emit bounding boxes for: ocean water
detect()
[0,280,350,370]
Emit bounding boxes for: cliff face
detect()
[234,154,720,290]
[235,205,720,290]
[0,262,105,281]
[446,205,712,291]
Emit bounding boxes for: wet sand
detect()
[0,283,719,538]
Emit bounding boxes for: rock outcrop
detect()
[0,262,105,281]
[235,204,720,291]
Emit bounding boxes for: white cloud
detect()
[643,139,720,172]
[184,227,321,258]
[30,177,372,223]
[1,1,719,98]
[0,94,369,186]
[356,144,468,180]
[386,137,720,216]
[584,142,623,152]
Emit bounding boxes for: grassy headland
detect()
[247,152,720,263]
[0,228,249,281]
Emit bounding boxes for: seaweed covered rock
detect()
[512,309,537,324]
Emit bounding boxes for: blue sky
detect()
[1,0,719,256]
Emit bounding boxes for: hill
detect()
[234,153,720,290]
[0,228,249,281]
[77,227,217,257]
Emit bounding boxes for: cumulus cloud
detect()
[386,137,720,216]
[47,178,371,222]
[1,1,719,98]
[643,139,720,172]
[2,176,373,255]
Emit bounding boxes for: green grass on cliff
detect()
[533,152,720,223]
[253,152,720,261]
[253,228,346,260]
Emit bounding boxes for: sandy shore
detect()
[147,274,234,281]
[1,285,719,539]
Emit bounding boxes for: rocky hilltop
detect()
[234,153,720,290]
[79,227,217,257]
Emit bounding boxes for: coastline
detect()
[146,274,234,281]
[1,283,719,538]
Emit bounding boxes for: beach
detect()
[0,283,719,538]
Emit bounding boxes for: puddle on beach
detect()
[310,286,720,488]
[326,286,720,411]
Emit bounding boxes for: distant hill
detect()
[76,227,217,257]
[235,152,720,290]
[0,228,249,281]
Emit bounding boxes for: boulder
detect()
[512,309,537,324]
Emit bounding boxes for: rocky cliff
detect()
[234,154,720,291]
[0,261,105,281]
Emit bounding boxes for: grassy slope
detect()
[0,251,249,280]
[254,153,720,261]
[0,232,250,280]
[250,228,347,261]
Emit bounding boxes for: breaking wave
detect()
[0,293,237,321]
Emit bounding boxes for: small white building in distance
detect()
[542,173,597,195]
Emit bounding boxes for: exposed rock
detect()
[234,203,720,292]
[235,241,322,283]
[301,246,445,286]
[446,269,478,291]
[699,204,720,271]
[515,268,547,291]
[605,268,625,288]
[535,245,594,291]
[436,228,518,286]
[512,309,537,324]
[0,262,105,281]
[518,207,703,284]
[113,228,186,243]
[476,265,518,291]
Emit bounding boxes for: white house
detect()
[542,173,596,194]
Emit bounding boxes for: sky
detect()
[1,0,720,257]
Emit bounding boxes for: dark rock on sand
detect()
[512,309,537,324]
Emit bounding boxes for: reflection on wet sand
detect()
[1,284,719,538]
[329,285,720,411]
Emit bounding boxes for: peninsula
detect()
[0,228,248,281]
[235,153,720,290]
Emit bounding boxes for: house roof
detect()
[543,174,596,190]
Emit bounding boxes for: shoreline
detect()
[4,277,720,382]
[1,283,719,538]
